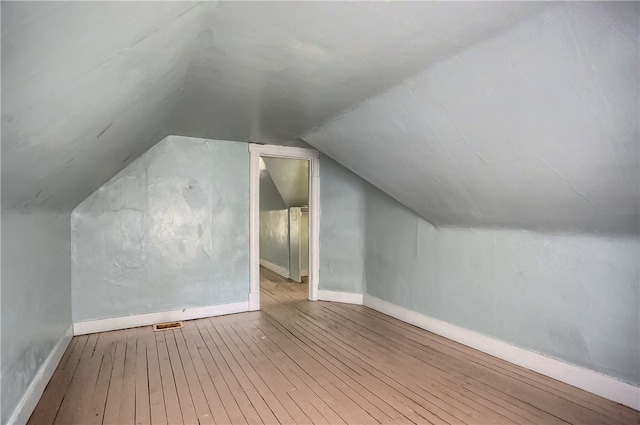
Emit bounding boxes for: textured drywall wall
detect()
[364,185,640,385]
[259,210,290,274]
[319,156,366,294]
[305,2,639,235]
[262,158,309,208]
[1,210,72,424]
[72,136,250,322]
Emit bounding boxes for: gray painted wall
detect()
[72,136,250,322]
[319,156,366,294]
[364,185,640,385]
[259,210,290,274]
[259,158,309,277]
[262,158,309,208]
[259,164,287,212]
[1,210,72,424]
[259,163,289,273]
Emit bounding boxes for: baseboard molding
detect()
[363,295,640,411]
[318,290,364,305]
[73,301,249,335]
[7,325,73,425]
[260,259,289,279]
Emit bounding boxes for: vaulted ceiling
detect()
[304,2,639,235]
[2,1,638,235]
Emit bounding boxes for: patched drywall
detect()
[305,2,639,235]
[71,136,250,322]
[364,185,640,385]
[319,156,366,294]
[1,210,72,424]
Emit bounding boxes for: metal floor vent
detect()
[153,321,184,331]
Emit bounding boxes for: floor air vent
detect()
[153,321,184,331]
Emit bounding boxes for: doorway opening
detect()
[248,144,319,310]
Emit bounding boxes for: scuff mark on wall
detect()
[96,122,114,138]
[536,156,599,213]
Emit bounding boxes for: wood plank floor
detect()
[29,268,640,424]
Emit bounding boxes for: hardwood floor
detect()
[28,268,640,424]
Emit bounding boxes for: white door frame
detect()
[248,144,320,310]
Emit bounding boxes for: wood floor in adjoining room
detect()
[29,268,640,425]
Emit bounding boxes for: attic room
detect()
[1,1,638,424]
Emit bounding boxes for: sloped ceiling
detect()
[2,1,208,211]
[262,157,309,208]
[2,1,544,212]
[305,2,639,235]
[3,2,638,235]
[259,159,287,212]
[168,1,545,142]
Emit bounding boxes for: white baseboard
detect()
[364,295,640,411]
[318,290,364,305]
[260,259,289,278]
[73,301,249,335]
[7,325,73,425]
